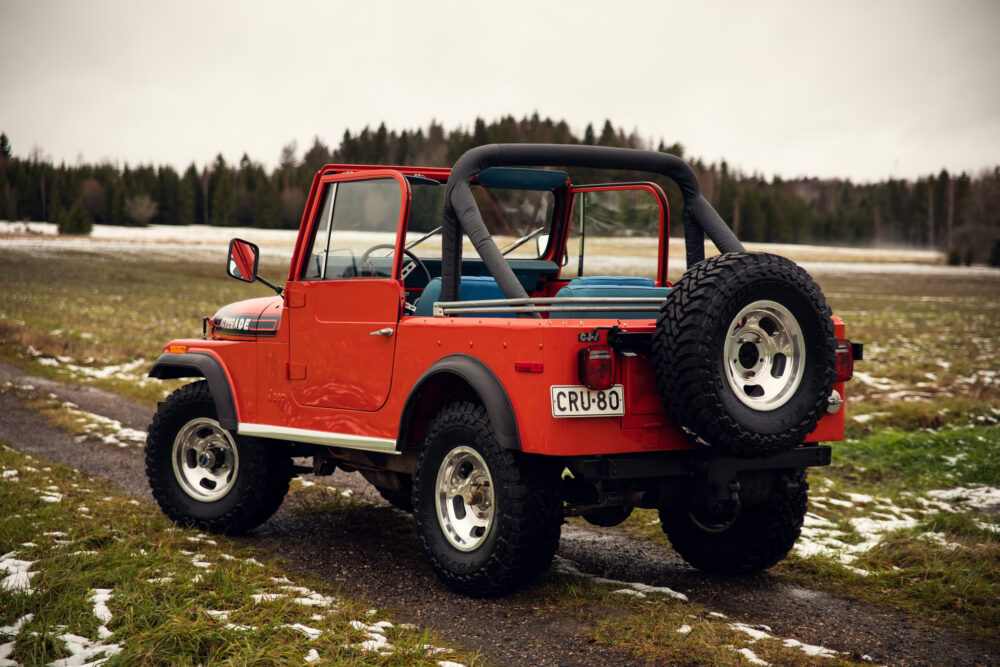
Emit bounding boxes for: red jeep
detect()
[146,144,858,596]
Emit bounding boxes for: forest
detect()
[1,115,998,264]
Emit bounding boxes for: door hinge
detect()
[286,362,306,380]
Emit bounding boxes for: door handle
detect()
[369,327,394,337]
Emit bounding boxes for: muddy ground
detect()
[0,360,995,666]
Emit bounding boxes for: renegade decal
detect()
[211,312,281,338]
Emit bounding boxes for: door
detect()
[565,183,670,286]
[286,172,410,411]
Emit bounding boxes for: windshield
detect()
[404,185,555,261]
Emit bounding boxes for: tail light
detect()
[835,339,854,382]
[579,345,614,390]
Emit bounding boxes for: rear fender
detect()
[148,352,238,430]
[397,354,520,452]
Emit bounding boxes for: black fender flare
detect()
[148,352,238,430]
[398,354,520,452]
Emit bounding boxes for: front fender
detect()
[148,352,239,430]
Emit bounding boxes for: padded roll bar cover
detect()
[397,354,521,451]
[148,352,239,430]
[442,143,744,302]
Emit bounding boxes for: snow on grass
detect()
[729,621,843,661]
[926,485,1000,511]
[797,477,1000,573]
[553,555,849,663]
[735,646,771,666]
[552,556,688,601]
[0,552,35,592]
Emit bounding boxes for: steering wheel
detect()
[358,243,432,286]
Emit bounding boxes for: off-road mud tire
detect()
[660,469,808,574]
[653,252,836,458]
[146,380,292,535]
[413,401,562,597]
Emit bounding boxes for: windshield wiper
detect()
[501,227,545,256]
[406,225,442,250]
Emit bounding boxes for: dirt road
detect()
[1,360,995,666]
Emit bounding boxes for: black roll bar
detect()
[441,143,744,305]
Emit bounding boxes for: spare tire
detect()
[652,252,836,458]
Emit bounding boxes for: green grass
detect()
[0,444,478,666]
[614,426,1000,645]
[520,569,862,665]
[0,246,285,404]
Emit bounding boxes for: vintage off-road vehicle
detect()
[146,144,860,596]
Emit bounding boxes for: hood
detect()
[210,296,282,340]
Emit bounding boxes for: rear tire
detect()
[413,402,562,597]
[660,469,808,574]
[146,381,292,534]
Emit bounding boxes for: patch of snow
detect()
[0,553,35,592]
[781,637,841,659]
[283,623,323,640]
[735,647,770,666]
[90,588,113,623]
[47,631,122,667]
[611,588,645,598]
[552,556,688,601]
[225,623,256,632]
[729,622,773,642]
[304,648,321,663]
[852,372,897,391]
[927,485,1000,511]
[676,624,692,634]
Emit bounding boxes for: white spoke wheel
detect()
[146,380,292,534]
[171,417,239,502]
[724,300,805,411]
[435,446,495,551]
[653,252,837,458]
[413,401,562,597]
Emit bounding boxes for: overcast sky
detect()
[1,0,997,182]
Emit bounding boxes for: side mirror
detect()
[227,238,259,282]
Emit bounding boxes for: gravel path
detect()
[1,360,996,666]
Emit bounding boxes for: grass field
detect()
[0,444,477,666]
[2,231,999,658]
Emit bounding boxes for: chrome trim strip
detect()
[432,296,665,316]
[237,423,399,454]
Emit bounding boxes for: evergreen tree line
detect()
[1,118,998,262]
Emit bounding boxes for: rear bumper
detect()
[571,445,831,481]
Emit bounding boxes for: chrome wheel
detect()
[434,445,494,552]
[171,417,239,502]
[724,300,805,411]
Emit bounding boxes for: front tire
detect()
[413,402,562,597]
[660,469,808,574]
[146,381,291,534]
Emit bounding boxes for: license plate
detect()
[550,385,624,418]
